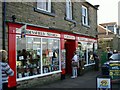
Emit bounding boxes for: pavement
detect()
[31,70,120,89]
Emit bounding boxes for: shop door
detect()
[65,40,76,75]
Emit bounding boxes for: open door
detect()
[65,40,76,75]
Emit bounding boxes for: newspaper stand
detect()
[96,75,112,90]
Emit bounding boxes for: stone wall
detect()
[17,73,61,88]
[5,2,97,37]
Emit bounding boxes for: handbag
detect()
[72,61,78,67]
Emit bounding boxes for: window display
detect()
[78,41,96,65]
[42,38,60,73]
[16,36,60,79]
[16,36,41,78]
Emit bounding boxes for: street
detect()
[23,70,120,89]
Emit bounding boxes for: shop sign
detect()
[78,37,97,42]
[109,61,120,80]
[64,35,75,40]
[96,75,111,90]
[61,49,66,69]
[97,78,111,90]
[16,28,60,38]
[78,37,88,41]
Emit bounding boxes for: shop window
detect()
[78,41,95,65]
[16,36,41,78]
[16,36,60,79]
[42,38,60,73]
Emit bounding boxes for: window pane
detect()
[82,6,88,25]
[16,36,41,79]
[42,38,60,73]
[66,0,72,19]
[37,0,51,12]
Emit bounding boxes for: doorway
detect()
[65,40,76,75]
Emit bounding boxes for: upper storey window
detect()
[66,0,72,20]
[82,5,88,26]
[37,0,51,12]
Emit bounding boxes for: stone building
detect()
[98,22,120,51]
[3,1,98,88]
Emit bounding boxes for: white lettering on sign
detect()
[16,28,60,38]
[78,37,97,42]
[64,35,75,40]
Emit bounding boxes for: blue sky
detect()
[86,0,120,24]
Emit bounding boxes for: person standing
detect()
[106,47,113,60]
[71,51,78,79]
[93,51,99,71]
[0,50,14,90]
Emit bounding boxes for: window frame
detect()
[82,5,89,26]
[66,0,73,20]
[16,35,61,81]
[37,0,51,13]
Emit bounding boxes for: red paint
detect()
[8,23,17,87]
[7,22,97,86]
[65,40,76,74]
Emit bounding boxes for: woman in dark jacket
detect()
[93,52,99,71]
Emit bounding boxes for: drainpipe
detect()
[2,1,6,50]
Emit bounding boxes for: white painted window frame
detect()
[66,0,72,20]
[16,35,61,81]
[37,0,51,13]
[82,5,88,26]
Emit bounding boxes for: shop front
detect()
[77,37,98,66]
[7,22,97,87]
[8,23,62,87]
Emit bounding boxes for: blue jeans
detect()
[72,67,77,77]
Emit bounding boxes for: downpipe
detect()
[2,1,6,50]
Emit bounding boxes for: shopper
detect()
[106,47,113,60]
[71,51,78,79]
[93,51,99,71]
[0,50,14,90]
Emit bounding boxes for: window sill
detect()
[64,17,77,24]
[34,8,55,17]
[82,24,90,28]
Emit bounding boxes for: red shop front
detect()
[7,22,97,87]
[7,22,79,87]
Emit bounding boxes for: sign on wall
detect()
[109,61,120,80]
[16,28,60,38]
[61,49,66,69]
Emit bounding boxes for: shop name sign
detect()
[16,28,60,38]
[64,35,75,40]
[78,37,96,42]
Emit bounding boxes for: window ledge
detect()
[64,17,77,24]
[34,8,55,17]
[82,24,90,28]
